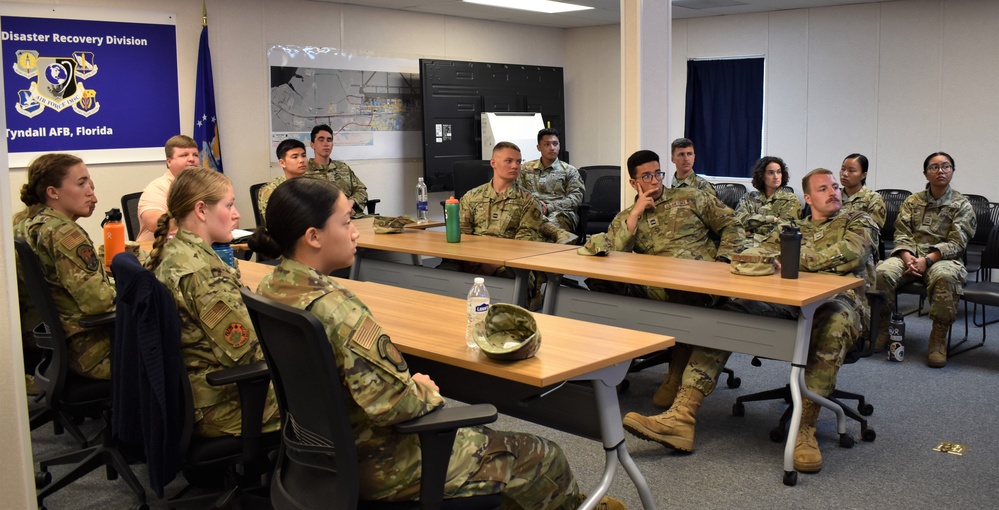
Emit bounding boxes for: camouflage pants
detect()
[195,384,282,438]
[546,211,577,235]
[876,257,966,324]
[684,297,858,398]
[67,329,112,380]
[444,427,582,510]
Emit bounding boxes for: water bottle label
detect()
[887,342,905,362]
[474,303,489,313]
[888,325,903,342]
[417,201,428,212]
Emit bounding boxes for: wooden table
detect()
[238,260,671,509]
[505,250,863,485]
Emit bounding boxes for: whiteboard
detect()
[480,112,543,162]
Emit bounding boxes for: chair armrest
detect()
[575,203,590,245]
[205,360,270,386]
[79,311,116,328]
[395,404,497,510]
[366,198,381,215]
[206,361,271,449]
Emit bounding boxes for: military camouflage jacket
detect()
[891,187,976,260]
[20,207,114,375]
[518,159,584,229]
[842,186,887,229]
[671,172,716,196]
[256,258,449,500]
[153,229,267,414]
[735,189,802,244]
[607,187,743,261]
[307,158,368,213]
[256,175,286,223]
[14,209,41,340]
[459,181,543,241]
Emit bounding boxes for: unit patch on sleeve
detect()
[377,334,407,372]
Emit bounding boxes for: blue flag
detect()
[194,24,222,173]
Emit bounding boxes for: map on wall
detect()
[267,46,421,161]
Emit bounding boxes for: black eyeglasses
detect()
[638,171,666,183]
[927,164,953,173]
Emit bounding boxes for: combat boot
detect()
[793,399,822,472]
[652,346,691,408]
[623,386,704,452]
[872,304,891,352]
[927,321,950,368]
[596,496,626,510]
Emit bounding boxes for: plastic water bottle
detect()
[416,177,429,223]
[465,277,490,348]
[887,313,905,362]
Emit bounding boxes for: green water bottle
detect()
[445,196,461,243]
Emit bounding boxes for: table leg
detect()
[511,268,530,308]
[783,300,820,485]
[350,248,365,280]
[542,272,562,314]
[577,362,658,510]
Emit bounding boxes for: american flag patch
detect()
[201,300,231,330]
[60,230,86,250]
[351,316,380,350]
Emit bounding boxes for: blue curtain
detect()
[684,58,764,178]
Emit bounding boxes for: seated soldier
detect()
[668,138,716,196]
[518,128,585,234]
[735,156,801,248]
[307,124,368,216]
[257,138,309,222]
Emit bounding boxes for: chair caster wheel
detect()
[858,403,874,416]
[727,376,742,388]
[769,427,785,443]
[783,471,798,486]
[839,433,855,448]
[732,402,745,417]
[862,427,877,442]
[35,470,51,487]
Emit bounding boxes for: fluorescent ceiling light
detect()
[463,0,593,14]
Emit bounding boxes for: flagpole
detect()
[202,1,207,27]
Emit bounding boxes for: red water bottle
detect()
[102,208,126,268]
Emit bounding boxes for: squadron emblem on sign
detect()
[11,49,101,118]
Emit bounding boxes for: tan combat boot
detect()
[623,386,704,452]
[652,345,692,408]
[793,399,823,472]
[927,321,950,368]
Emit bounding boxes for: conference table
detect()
[237,259,673,510]
[503,249,864,485]
[350,217,578,305]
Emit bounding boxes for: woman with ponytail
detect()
[147,167,279,437]
[15,153,114,380]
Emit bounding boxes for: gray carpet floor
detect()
[29,294,999,509]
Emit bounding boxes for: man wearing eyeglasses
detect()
[872,152,976,367]
[669,138,716,196]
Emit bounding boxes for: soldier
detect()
[873,152,976,367]
[600,149,743,410]
[735,156,802,247]
[15,153,114,380]
[250,177,624,509]
[518,128,585,233]
[669,138,716,196]
[307,124,368,216]
[623,168,877,473]
[137,135,200,241]
[146,168,280,437]
[257,138,309,222]
[840,153,887,230]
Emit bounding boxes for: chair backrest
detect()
[980,216,999,272]
[876,189,912,248]
[240,288,360,509]
[249,182,267,228]
[14,239,72,408]
[714,182,747,210]
[451,160,493,200]
[588,174,621,218]
[964,194,992,246]
[578,165,621,204]
[120,191,143,241]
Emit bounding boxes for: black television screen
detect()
[420,58,566,192]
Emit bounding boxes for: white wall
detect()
[670,0,999,197]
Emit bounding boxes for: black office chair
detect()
[958,221,999,354]
[111,252,279,508]
[14,239,147,510]
[714,182,747,210]
[732,290,883,445]
[579,166,622,236]
[249,182,267,228]
[876,189,912,261]
[120,191,143,241]
[963,195,993,279]
[240,288,502,510]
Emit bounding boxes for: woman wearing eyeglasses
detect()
[872,152,976,367]
[734,156,802,248]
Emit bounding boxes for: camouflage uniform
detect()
[13,210,42,351]
[688,209,877,397]
[876,187,976,324]
[307,158,368,214]
[735,189,802,248]
[670,172,716,196]
[518,159,584,232]
[255,175,286,223]
[153,228,280,438]
[20,207,114,380]
[841,185,887,230]
[257,258,583,508]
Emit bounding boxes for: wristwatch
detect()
[924,256,934,268]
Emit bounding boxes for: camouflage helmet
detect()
[373,215,418,234]
[577,232,612,256]
[473,303,541,360]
